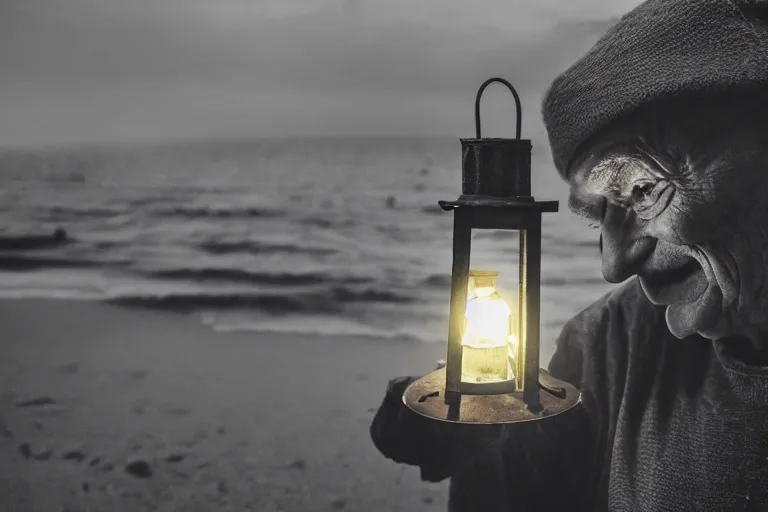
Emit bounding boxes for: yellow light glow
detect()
[461,270,518,384]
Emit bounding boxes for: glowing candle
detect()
[461,270,517,383]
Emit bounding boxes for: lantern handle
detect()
[474,77,522,140]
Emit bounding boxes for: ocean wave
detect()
[0,289,103,300]
[0,232,71,251]
[108,292,340,314]
[331,287,414,303]
[123,195,187,208]
[198,240,337,257]
[299,216,356,229]
[151,205,285,220]
[42,172,86,184]
[203,313,432,343]
[45,205,128,220]
[300,217,335,228]
[149,268,372,287]
[106,285,413,313]
[0,255,115,271]
[422,274,451,288]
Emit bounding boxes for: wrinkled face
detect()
[567,101,768,343]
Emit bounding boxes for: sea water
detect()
[0,137,614,361]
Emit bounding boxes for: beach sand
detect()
[0,300,449,511]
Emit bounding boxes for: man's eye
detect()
[631,182,656,203]
[627,180,674,220]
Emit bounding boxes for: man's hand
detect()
[370,375,507,483]
[370,376,451,481]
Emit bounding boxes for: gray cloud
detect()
[0,0,630,146]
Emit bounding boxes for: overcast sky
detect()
[0,0,642,147]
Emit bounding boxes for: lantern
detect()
[403,77,580,424]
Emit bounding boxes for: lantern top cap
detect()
[438,76,558,213]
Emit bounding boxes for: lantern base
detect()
[402,367,580,425]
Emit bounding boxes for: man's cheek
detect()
[644,202,705,246]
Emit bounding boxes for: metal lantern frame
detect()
[403,78,580,425]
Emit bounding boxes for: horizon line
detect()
[0,133,525,153]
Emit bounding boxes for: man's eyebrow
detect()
[573,151,659,201]
[567,134,663,185]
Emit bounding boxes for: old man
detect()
[371,0,768,510]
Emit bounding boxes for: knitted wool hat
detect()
[542,0,768,178]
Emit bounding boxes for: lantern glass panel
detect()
[459,230,524,392]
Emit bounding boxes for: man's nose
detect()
[600,203,656,283]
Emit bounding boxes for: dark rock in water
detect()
[89,457,102,466]
[18,442,32,459]
[125,460,153,478]
[420,167,429,176]
[423,496,434,504]
[62,450,86,463]
[287,459,307,471]
[216,426,227,435]
[165,454,186,463]
[414,183,426,192]
[81,482,90,494]
[216,481,228,495]
[386,195,396,209]
[15,396,57,408]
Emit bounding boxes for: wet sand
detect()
[0,300,449,511]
